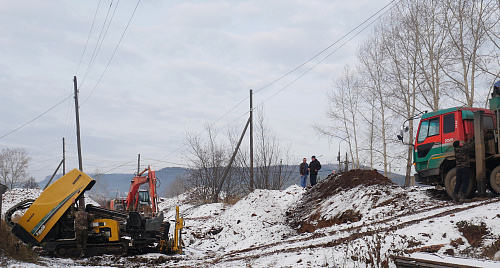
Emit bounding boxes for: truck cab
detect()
[414,107,495,196]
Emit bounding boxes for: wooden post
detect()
[63,137,66,175]
[74,76,83,172]
[0,183,7,228]
[474,110,486,196]
[137,154,141,175]
[250,89,254,191]
[74,76,84,208]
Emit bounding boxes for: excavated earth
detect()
[287,169,395,233]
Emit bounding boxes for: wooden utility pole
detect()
[74,76,84,208]
[74,76,83,172]
[137,154,141,175]
[62,137,66,175]
[250,89,254,191]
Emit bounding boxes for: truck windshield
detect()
[417,117,440,143]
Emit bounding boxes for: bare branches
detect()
[0,148,31,190]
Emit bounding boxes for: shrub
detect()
[0,220,39,264]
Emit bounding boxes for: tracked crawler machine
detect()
[5,169,183,257]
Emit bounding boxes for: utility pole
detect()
[74,76,84,208]
[74,76,83,172]
[337,149,341,172]
[250,89,254,191]
[137,154,141,175]
[62,137,66,175]
[345,152,349,172]
[278,159,282,189]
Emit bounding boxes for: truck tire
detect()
[444,167,477,199]
[489,166,500,194]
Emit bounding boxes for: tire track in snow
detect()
[209,197,500,264]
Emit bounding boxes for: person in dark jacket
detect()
[72,199,95,257]
[308,156,321,187]
[453,139,474,202]
[299,158,308,187]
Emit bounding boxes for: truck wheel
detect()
[444,168,477,199]
[489,166,500,194]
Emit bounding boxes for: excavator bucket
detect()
[11,169,95,245]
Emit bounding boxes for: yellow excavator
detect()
[5,169,183,257]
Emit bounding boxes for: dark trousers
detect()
[310,174,317,187]
[75,229,88,254]
[454,167,471,195]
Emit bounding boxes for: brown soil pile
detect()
[315,169,394,199]
[287,169,394,233]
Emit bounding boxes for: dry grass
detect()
[0,220,39,264]
[481,237,500,259]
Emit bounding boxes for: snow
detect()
[3,173,500,267]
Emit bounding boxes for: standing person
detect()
[299,158,308,187]
[308,156,321,187]
[453,139,474,202]
[73,199,94,257]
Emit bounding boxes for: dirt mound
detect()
[315,169,394,199]
[287,169,395,233]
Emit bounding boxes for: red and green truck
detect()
[401,80,500,198]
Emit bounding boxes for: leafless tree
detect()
[185,124,230,203]
[22,176,38,189]
[316,65,361,169]
[0,148,31,189]
[164,175,188,198]
[358,28,392,176]
[252,108,294,190]
[381,4,423,186]
[411,0,449,111]
[442,0,498,106]
[87,168,109,207]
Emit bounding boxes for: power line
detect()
[75,0,103,76]
[256,0,395,109]
[0,94,73,140]
[79,0,116,90]
[253,0,397,95]
[153,0,398,167]
[81,0,140,106]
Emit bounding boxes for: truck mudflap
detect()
[416,168,440,183]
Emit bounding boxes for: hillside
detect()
[3,169,500,267]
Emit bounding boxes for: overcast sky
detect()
[0,0,394,180]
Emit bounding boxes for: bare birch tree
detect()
[382,4,422,186]
[412,0,449,111]
[0,148,31,189]
[316,65,361,169]
[358,28,392,176]
[442,0,498,106]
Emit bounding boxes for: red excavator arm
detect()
[125,165,158,215]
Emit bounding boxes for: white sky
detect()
[0,0,394,180]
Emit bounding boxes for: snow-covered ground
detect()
[3,171,500,267]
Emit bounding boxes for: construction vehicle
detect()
[125,165,158,215]
[109,165,158,216]
[399,80,500,198]
[5,168,183,257]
